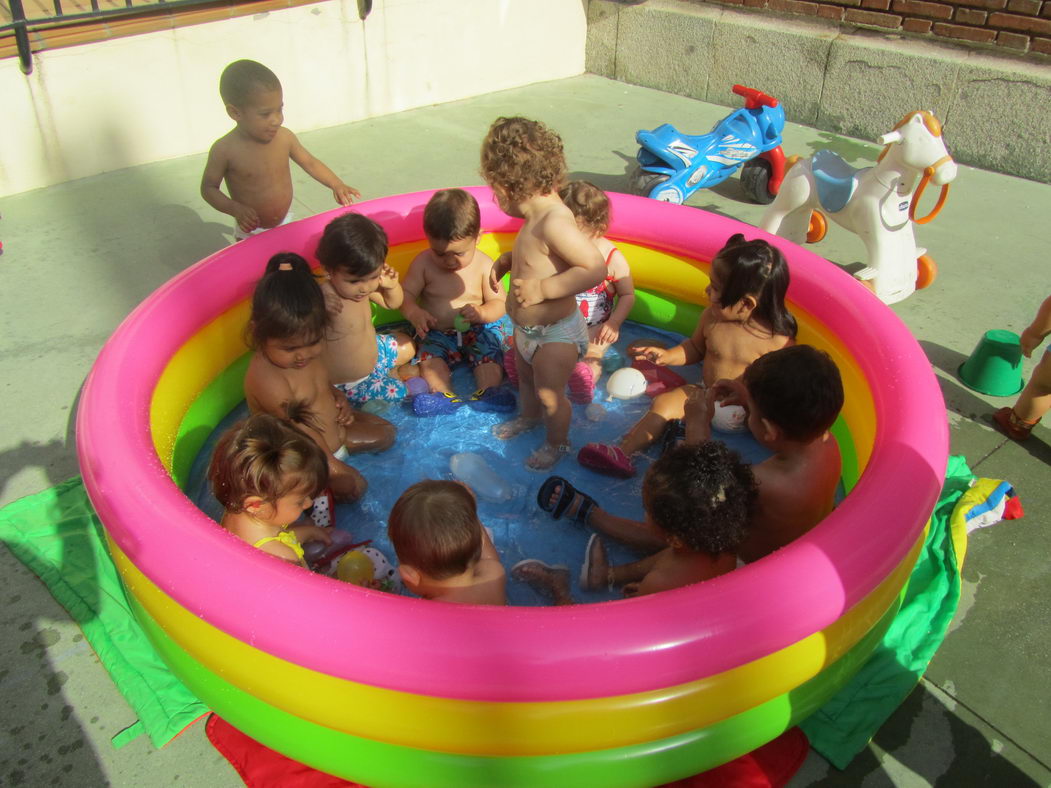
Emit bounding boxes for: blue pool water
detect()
[187,321,772,605]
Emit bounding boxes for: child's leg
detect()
[581,535,665,591]
[493,351,542,439]
[389,330,417,378]
[512,560,573,606]
[472,361,503,391]
[342,410,396,453]
[1015,352,1051,424]
[619,386,690,455]
[420,357,454,394]
[328,458,367,502]
[541,480,666,552]
[583,323,611,382]
[528,342,578,467]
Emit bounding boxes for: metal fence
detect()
[1,0,230,74]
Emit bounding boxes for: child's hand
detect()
[709,378,747,408]
[293,524,333,546]
[332,390,355,427]
[332,183,361,206]
[1020,325,1045,358]
[631,345,668,366]
[232,203,260,233]
[597,322,620,346]
[378,264,400,290]
[323,284,344,315]
[622,582,642,598]
[459,304,484,325]
[410,309,438,338]
[490,252,512,291]
[511,278,544,308]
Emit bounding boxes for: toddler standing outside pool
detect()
[993,293,1051,442]
[480,117,606,470]
[317,213,417,405]
[400,189,515,416]
[201,59,359,240]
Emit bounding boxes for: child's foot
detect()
[580,534,610,591]
[577,442,636,478]
[992,406,1039,441]
[526,442,570,471]
[470,387,517,413]
[511,559,573,605]
[567,361,595,404]
[536,475,597,526]
[492,416,541,440]
[413,391,463,417]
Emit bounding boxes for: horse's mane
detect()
[877,110,942,163]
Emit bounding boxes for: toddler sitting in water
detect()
[519,441,757,603]
[317,213,418,405]
[243,253,395,502]
[399,189,515,416]
[578,233,796,478]
[209,414,332,567]
[387,480,507,605]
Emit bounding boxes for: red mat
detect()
[206,713,807,788]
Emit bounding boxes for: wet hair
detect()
[713,234,797,339]
[480,116,567,209]
[209,413,328,512]
[316,213,388,276]
[744,345,844,442]
[388,481,483,580]
[219,59,281,108]
[423,189,481,242]
[248,252,328,349]
[642,442,757,555]
[558,180,610,235]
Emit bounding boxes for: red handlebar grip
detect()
[732,84,779,110]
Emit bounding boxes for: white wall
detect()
[0,0,587,196]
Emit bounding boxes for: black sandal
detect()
[536,476,597,526]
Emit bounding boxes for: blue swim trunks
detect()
[334,333,407,405]
[418,315,512,368]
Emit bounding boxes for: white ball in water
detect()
[711,402,748,432]
[606,367,647,400]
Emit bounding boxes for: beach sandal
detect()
[469,386,517,413]
[511,559,572,605]
[580,533,611,591]
[536,475,597,527]
[993,407,1039,441]
[577,442,636,478]
[412,391,463,417]
[567,361,595,404]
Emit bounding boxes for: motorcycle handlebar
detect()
[732,84,779,110]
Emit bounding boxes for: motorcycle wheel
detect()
[740,158,776,205]
[630,166,671,198]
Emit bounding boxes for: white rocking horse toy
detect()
[760,111,957,305]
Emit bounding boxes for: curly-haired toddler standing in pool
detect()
[480,117,606,470]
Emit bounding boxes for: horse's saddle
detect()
[811,149,862,213]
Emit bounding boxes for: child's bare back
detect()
[741,434,841,562]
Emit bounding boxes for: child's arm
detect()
[200,143,259,232]
[598,253,636,345]
[510,214,605,308]
[633,309,711,367]
[289,134,361,206]
[369,264,405,310]
[683,386,713,445]
[289,523,333,548]
[461,257,508,325]
[399,258,438,338]
[1020,294,1051,357]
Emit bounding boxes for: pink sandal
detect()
[567,361,595,404]
[577,442,636,478]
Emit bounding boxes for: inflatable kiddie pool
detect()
[77,187,947,787]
